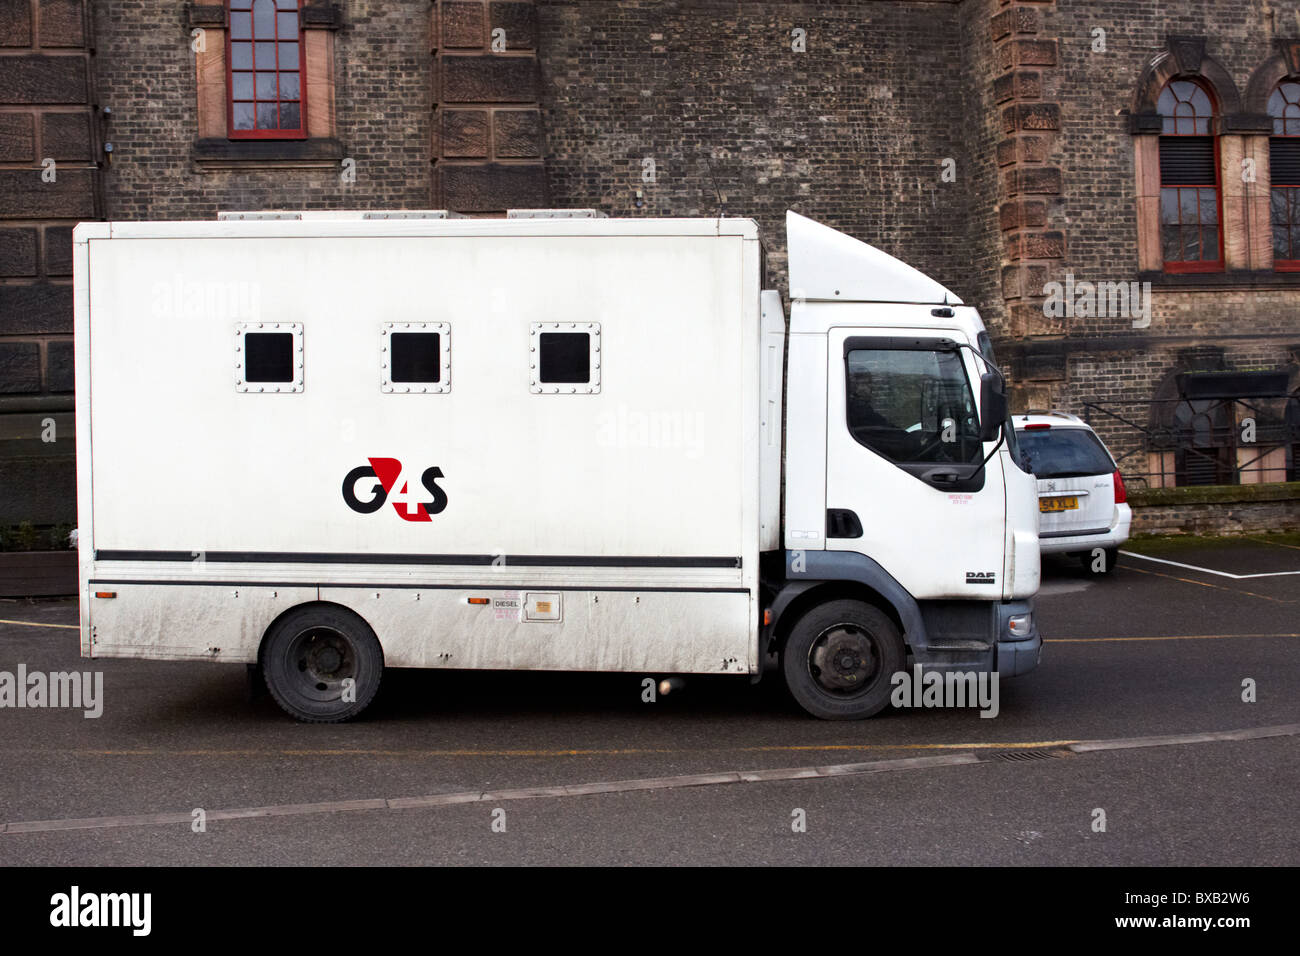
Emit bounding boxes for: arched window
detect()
[1157,79,1222,272]
[1268,80,1300,270]
[227,0,305,139]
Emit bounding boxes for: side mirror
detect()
[978,371,1007,443]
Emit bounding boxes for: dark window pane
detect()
[538,333,591,383]
[1183,225,1200,261]
[230,0,252,8]
[1273,223,1289,260]
[244,333,293,383]
[255,41,276,68]
[231,42,253,69]
[845,349,980,465]
[1271,188,1288,223]
[277,12,298,37]
[1160,188,1178,224]
[276,0,297,8]
[256,71,277,99]
[257,102,278,129]
[1179,188,1198,221]
[278,42,298,70]
[1157,85,1177,116]
[1162,225,1183,262]
[279,101,301,130]
[233,102,255,129]
[1201,225,1218,261]
[390,333,441,383]
[253,0,276,36]
[1199,188,1218,224]
[232,73,254,100]
[279,73,300,100]
[231,12,252,39]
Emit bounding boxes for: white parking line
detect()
[1119,550,1300,579]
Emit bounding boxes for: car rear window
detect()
[1016,428,1115,478]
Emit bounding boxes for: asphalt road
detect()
[0,536,1296,865]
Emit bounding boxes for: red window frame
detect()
[226,0,308,141]
[1268,80,1300,272]
[1157,79,1224,274]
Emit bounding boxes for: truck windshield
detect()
[845,349,981,464]
[1017,428,1115,478]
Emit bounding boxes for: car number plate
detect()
[1039,496,1079,512]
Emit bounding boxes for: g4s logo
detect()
[343,457,448,522]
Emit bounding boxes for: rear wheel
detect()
[261,605,383,723]
[781,600,905,720]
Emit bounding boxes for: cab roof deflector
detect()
[786,210,962,306]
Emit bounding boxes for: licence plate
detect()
[1039,496,1078,513]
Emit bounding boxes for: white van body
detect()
[73,210,1041,721]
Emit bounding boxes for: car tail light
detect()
[1113,469,1127,504]
[1024,423,1051,429]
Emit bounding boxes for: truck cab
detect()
[763,212,1041,719]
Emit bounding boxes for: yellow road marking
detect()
[1248,536,1300,552]
[1126,565,1293,603]
[1048,633,1298,643]
[0,618,78,630]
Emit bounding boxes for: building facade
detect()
[2,0,1299,532]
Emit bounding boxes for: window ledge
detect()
[192,137,345,170]
[1138,270,1300,291]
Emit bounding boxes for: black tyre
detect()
[1080,547,1119,575]
[260,605,384,723]
[781,599,905,720]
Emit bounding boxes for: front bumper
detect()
[995,598,1042,678]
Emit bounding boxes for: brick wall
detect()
[0,0,97,527]
[535,0,977,299]
[91,1,433,220]
[3,0,1299,536]
[1014,0,1300,422]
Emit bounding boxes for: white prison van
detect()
[72,210,1041,722]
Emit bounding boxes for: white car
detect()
[1013,411,1132,574]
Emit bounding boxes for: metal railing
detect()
[1080,395,1299,490]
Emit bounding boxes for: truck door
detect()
[825,329,1006,600]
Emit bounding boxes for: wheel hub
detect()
[810,625,879,694]
[291,628,355,693]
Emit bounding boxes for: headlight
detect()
[1008,613,1033,638]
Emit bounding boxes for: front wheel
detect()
[781,600,905,720]
[261,605,384,722]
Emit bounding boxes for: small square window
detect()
[381,322,451,393]
[530,323,601,394]
[235,322,303,392]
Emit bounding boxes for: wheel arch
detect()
[766,550,928,656]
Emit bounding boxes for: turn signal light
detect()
[467,597,490,605]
